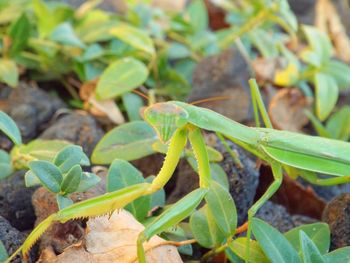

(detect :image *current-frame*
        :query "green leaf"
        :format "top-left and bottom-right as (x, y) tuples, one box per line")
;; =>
(167, 43), (191, 60)
(143, 188), (207, 240)
(0, 150), (12, 180)
(56, 194), (73, 210)
(33, 0), (73, 38)
(299, 231), (325, 263)
(0, 110), (21, 144)
(314, 73), (338, 121)
(0, 240), (8, 262)
(322, 60), (350, 90)
(95, 57), (148, 99)
(251, 217), (301, 263)
(54, 145), (89, 174)
(110, 24), (155, 55)
(0, 59), (18, 87)
(92, 121), (158, 164)
(228, 237), (270, 263)
(50, 22), (85, 48)
(75, 172), (101, 192)
(187, 0), (208, 33)
(326, 106), (350, 141)
(249, 29), (279, 58)
(24, 170), (41, 187)
(304, 110), (332, 138)
(80, 43), (105, 62)
(278, 0), (298, 31)
(122, 92), (144, 121)
(324, 247), (350, 263)
(29, 160), (63, 193)
(11, 140), (70, 169)
(205, 180), (237, 236)
(210, 163), (229, 190)
(60, 165), (82, 194)
(8, 13), (31, 56)
(107, 159), (150, 221)
(301, 26), (332, 67)
(190, 205), (225, 248)
(285, 223), (330, 255)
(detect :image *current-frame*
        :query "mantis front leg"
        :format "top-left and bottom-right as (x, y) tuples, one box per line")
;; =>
(146, 127), (188, 194)
(137, 125), (211, 262)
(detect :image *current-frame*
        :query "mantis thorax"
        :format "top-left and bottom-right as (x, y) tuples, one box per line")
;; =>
(143, 102), (189, 143)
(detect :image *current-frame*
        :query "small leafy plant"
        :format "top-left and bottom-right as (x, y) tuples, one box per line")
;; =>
(24, 145), (100, 209)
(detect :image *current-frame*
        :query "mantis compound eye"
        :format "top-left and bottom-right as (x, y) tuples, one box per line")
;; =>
(143, 102), (189, 143)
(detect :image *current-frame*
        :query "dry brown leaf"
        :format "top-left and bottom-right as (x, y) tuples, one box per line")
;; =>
(257, 165), (326, 219)
(253, 57), (295, 86)
(268, 88), (311, 132)
(151, 0), (186, 12)
(80, 80), (125, 124)
(315, 0), (350, 62)
(38, 210), (183, 263)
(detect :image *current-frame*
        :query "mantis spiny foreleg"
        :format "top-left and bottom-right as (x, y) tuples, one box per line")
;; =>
(137, 125), (212, 262)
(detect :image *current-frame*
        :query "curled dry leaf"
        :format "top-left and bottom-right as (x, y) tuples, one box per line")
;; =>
(268, 88), (311, 132)
(257, 165), (326, 219)
(315, 0), (350, 62)
(253, 57), (298, 86)
(38, 210), (183, 263)
(151, 0), (187, 12)
(80, 80), (125, 124)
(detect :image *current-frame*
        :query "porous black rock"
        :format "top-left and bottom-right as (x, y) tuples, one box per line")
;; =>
(0, 84), (65, 143)
(322, 193), (350, 250)
(0, 170), (38, 231)
(39, 112), (104, 156)
(216, 141), (260, 225)
(0, 216), (25, 263)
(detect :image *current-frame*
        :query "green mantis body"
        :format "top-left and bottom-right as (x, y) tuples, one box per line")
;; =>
(7, 79), (350, 262)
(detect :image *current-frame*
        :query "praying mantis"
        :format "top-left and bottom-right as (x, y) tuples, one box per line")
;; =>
(6, 79), (350, 263)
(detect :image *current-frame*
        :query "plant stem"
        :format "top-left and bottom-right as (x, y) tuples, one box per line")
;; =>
(220, 6), (277, 49)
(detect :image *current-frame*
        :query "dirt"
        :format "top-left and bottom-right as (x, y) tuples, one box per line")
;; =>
(0, 170), (38, 231)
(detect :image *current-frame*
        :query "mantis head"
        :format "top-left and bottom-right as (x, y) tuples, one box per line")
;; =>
(143, 102), (189, 143)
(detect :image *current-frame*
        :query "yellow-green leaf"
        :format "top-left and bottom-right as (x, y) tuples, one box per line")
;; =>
(0, 59), (18, 87)
(95, 57), (148, 99)
(110, 24), (155, 55)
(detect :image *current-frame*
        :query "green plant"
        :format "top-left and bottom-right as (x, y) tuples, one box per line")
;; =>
(225, 218), (350, 263)
(306, 106), (350, 141)
(0, 110), (87, 181)
(6, 79), (350, 262)
(0, 0), (219, 103)
(24, 145), (100, 209)
(299, 26), (350, 121)
(219, 1), (350, 123)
